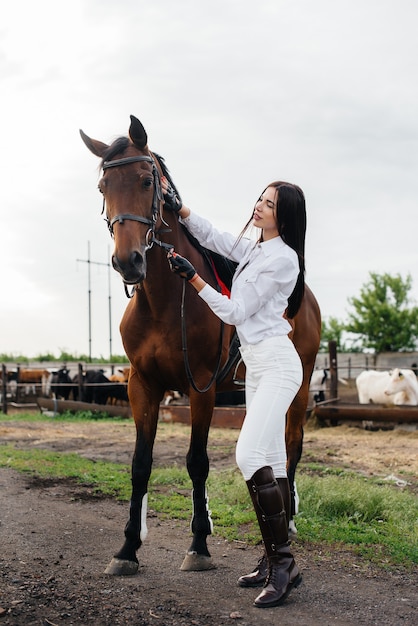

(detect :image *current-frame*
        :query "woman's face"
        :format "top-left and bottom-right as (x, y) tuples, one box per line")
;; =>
(252, 186), (279, 240)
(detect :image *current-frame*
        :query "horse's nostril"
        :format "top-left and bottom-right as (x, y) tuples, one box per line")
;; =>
(130, 250), (143, 268)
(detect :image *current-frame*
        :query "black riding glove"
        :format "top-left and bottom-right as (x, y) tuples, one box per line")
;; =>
(163, 184), (182, 213)
(168, 252), (197, 281)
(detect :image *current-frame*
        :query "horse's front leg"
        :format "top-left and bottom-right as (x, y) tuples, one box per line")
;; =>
(105, 377), (161, 576)
(180, 389), (216, 571)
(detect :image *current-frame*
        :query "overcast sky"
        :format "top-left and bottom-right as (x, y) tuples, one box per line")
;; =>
(1, 0), (417, 360)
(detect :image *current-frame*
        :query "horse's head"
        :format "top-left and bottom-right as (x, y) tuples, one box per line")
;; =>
(80, 115), (165, 286)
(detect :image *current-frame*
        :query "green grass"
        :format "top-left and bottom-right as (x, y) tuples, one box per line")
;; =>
(0, 410), (125, 422)
(1, 411), (417, 570)
(0, 444), (132, 498)
(295, 473), (418, 567)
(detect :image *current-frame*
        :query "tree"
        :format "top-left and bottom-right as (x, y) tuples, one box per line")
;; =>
(320, 316), (347, 352)
(345, 272), (418, 353)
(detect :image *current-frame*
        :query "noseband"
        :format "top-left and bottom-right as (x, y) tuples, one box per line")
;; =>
(102, 154), (170, 250)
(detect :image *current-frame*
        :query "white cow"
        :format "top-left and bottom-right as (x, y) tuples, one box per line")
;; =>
(384, 368), (418, 405)
(356, 368), (418, 405)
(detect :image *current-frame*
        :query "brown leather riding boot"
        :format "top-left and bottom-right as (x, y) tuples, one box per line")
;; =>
(237, 551), (268, 588)
(237, 476), (290, 588)
(246, 466), (302, 608)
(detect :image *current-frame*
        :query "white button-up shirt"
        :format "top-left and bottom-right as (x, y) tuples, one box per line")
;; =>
(180, 212), (299, 346)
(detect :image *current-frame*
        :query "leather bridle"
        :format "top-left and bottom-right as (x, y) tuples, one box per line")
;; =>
(102, 154), (172, 253)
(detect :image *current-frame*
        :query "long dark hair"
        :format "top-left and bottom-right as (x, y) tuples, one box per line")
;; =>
(237, 181), (306, 318)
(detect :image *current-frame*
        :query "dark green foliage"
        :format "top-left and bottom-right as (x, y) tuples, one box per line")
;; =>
(345, 273), (418, 352)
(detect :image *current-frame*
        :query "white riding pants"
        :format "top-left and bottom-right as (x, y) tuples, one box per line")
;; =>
(235, 335), (303, 481)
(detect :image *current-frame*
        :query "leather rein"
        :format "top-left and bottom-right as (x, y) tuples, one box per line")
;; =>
(101, 153), (224, 394)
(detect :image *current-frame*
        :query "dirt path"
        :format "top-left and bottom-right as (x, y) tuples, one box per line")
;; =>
(0, 418), (417, 625)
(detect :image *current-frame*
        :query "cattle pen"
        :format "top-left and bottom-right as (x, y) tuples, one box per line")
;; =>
(2, 352), (418, 427)
(311, 342), (418, 427)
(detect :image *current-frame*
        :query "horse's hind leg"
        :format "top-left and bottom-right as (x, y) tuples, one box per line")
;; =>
(180, 391), (216, 571)
(286, 390), (307, 536)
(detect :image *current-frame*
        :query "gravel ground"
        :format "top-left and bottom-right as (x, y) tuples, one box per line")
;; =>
(0, 416), (417, 625)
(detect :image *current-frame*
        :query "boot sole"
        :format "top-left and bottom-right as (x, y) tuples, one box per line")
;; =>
(254, 573), (303, 608)
(237, 578), (266, 588)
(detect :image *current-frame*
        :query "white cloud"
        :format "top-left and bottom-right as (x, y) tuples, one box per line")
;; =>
(1, 0), (418, 356)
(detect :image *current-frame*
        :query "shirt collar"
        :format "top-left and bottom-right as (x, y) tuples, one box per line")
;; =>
(258, 236), (286, 257)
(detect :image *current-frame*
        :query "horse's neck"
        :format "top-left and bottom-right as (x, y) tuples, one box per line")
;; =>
(144, 217), (187, 299)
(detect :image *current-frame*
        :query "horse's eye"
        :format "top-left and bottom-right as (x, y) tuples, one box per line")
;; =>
(143, 178), (153, 188)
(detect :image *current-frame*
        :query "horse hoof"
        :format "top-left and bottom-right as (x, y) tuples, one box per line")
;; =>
(180, 552), (216, 571)
(104, 557), (139, 576)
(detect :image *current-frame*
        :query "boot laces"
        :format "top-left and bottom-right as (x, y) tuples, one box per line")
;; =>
(266, 561), (287, 588)
(255, 553), (268, 572)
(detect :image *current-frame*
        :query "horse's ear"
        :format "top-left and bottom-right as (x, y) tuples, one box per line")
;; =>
(79, 129), (109, 158)
(129, 115), (148, 150)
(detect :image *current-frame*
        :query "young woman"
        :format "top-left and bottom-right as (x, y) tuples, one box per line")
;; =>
(163, 179), (306, 608)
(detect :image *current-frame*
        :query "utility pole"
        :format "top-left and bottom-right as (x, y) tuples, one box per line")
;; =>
(77, 242), (113, 361)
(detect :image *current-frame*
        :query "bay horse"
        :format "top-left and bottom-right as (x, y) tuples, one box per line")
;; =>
(80, 115), (321, 576)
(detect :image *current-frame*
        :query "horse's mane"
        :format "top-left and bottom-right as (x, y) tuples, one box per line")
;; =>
(100, 137), (131, 167)
(153, 152), (182, 201)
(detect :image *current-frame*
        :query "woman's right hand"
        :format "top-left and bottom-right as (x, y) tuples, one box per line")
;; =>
(161, 177), (183, 213)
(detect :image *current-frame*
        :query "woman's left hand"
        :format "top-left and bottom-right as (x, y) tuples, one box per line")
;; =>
(167, 251), (197, 280)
